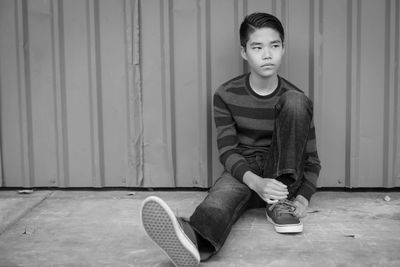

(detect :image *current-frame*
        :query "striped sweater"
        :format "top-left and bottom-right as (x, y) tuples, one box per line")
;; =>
(213, 73), (321, 200)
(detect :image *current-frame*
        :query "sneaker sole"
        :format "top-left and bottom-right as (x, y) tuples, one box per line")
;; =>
(266, 215), (303, 233)
(141, 196), (200, 267)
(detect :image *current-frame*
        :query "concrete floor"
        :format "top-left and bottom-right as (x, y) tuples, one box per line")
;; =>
(0, 190), (399, 267)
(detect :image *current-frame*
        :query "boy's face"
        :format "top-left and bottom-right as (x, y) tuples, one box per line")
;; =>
(241, 27), (285, 79)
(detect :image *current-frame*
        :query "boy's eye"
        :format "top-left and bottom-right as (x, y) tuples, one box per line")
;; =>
(252, 46), (262, 50)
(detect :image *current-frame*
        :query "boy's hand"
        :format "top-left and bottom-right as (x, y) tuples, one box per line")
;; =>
(243, 171), (288, 204)
(292, 195), (309, 218)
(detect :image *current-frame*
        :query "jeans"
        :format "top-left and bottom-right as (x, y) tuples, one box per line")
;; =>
(189, 90), (313, 260)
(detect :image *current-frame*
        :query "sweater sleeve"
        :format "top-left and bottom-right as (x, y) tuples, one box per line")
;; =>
(296, 119), (321, 201)
(213, 92), (251, 182)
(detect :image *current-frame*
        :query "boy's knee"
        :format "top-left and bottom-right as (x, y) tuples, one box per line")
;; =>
(207, 173), (252, 210)
(276, 91), (312, 115)
(211, 174), (251, 197)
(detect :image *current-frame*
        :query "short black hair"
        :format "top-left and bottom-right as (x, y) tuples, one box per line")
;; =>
(240, 12), (285, 49)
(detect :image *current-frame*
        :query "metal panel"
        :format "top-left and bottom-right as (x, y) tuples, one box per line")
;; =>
(358, 0), (386, 187)
(312, 0), (348, 187)
(140, 0), (175, 187)
(1, 0), (399, 188)
(1, 0), (34, 187)
(0, 0), (141, 187)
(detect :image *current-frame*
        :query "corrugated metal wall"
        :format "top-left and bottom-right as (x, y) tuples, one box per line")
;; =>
(0, 0), (399, 188)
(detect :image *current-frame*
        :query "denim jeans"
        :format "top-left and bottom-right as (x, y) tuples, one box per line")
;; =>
(189, 90), (313, 260)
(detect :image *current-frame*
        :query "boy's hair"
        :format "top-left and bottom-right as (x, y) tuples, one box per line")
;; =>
(240, 12), (285, 49)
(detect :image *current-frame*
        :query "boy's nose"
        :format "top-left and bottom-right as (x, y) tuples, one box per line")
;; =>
(263, 49), (272, 59)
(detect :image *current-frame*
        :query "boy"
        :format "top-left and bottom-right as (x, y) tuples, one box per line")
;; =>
(141, 12), (321, 266)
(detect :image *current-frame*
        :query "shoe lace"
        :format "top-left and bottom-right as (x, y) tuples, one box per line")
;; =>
(268, 199), (296, 215)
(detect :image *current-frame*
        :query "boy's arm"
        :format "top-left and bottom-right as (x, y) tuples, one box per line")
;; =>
(213, 92), (252, 182)
(296, 119), (321, 201)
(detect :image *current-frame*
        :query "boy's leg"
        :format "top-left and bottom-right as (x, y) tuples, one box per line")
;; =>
(263, 90), (313, 233)
(141, 154), (264, 264)
(189, 172), (252, 260)
(141, 173), (253, 264)
(264, 90), (313, 193)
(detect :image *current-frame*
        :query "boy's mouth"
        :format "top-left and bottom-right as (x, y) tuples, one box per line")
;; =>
(261, 63), (274, 68)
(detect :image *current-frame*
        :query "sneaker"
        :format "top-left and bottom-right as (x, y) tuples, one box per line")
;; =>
(266, 199), (303, 233)
(141, 196), (200, 267)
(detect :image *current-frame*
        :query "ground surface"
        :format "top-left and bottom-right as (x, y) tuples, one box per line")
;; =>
(0, 190), (399, 267)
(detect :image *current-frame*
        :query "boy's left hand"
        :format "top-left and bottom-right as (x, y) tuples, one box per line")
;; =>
(292, 195), (309, 218)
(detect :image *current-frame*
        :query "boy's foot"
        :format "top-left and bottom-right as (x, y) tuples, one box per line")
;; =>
(141, 196), (200, 267)
(266, 199), (303, 233)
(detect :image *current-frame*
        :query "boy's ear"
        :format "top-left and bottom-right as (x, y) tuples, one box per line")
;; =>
(240, 46), (247, 61)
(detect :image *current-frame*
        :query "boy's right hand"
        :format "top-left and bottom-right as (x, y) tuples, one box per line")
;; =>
(243, 171), (288, 204)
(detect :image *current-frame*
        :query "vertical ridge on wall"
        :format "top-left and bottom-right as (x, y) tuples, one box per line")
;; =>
(0, 9), (2, 186)
(235, 0), (245, 74)
(310, 0), (322, 184)
(21, 0), (34, 187)
(0, 19), (1, 185)
(124, 0), (143, 187)
(161, 0), (175, 186)
(160, 0), (177, 186)
(197, 0), (212, 187)
(391, 0), (400, 187)
(162, 0), (175, 186)
(276, 0), (288, 76)
(395, 0), (400, 186)
(94, 0), (106, 187)
(387, 0), (400, 187)
(87, 0), (102, 187)
(308, 0), (315, 102)
(51, 0), (68, 187)
(241, 0), (248, 73)
(345, 0), (353, 187)
(349, 0), (362, 187)
(134, 0), (144, 186)
(384, 0), (391, 187)
(166, 0), (177, 186)
(203, 0), (213, 186)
